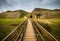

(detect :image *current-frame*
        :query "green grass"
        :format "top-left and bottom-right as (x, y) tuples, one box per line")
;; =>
(47, 18), (60, 41)
(35, 18), (60, 41)
(0, 18), (24, 41)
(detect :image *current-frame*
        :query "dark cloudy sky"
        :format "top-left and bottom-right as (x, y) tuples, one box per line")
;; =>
(0, 0), (60, 12)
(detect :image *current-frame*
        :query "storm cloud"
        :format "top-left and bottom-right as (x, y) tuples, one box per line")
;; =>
(0, 0), (60, 12)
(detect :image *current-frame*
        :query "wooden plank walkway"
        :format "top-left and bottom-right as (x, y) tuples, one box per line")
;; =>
(23, 19), (37, 41)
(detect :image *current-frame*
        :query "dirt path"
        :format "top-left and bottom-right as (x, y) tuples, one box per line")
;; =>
(23, 19), (37, 41)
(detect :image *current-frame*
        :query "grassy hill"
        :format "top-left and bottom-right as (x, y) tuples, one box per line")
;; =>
(31, 8), (60, 18)
(0, 10), (28, 18)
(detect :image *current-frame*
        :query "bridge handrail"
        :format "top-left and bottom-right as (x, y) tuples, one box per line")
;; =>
(31, 20), (44, 41)
(2, 19), (27, 41)
(33, 19), (58, 41)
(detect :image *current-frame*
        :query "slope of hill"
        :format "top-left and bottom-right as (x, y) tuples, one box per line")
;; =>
(31, 8), (60, 18)
(0, 10), (28, 18)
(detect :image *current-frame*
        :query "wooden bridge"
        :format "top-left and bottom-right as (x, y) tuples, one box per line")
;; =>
(2, 19), (58, 41)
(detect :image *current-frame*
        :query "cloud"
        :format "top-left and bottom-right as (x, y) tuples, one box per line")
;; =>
(38, 0), (60, 9)
(0, 0), (60, 12)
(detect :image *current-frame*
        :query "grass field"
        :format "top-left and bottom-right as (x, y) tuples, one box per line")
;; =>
(0, 18), (24, 41)
(35, 18), (60, 41)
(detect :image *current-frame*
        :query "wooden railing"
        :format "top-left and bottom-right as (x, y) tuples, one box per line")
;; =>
(32, 20), (44, 41)
(32, 19), (58, 41)
(2, 19), (28, 41)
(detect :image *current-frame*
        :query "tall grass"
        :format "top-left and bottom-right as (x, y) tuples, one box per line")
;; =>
(0, 18), (24, 41)
(35, 18), (60, 41)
